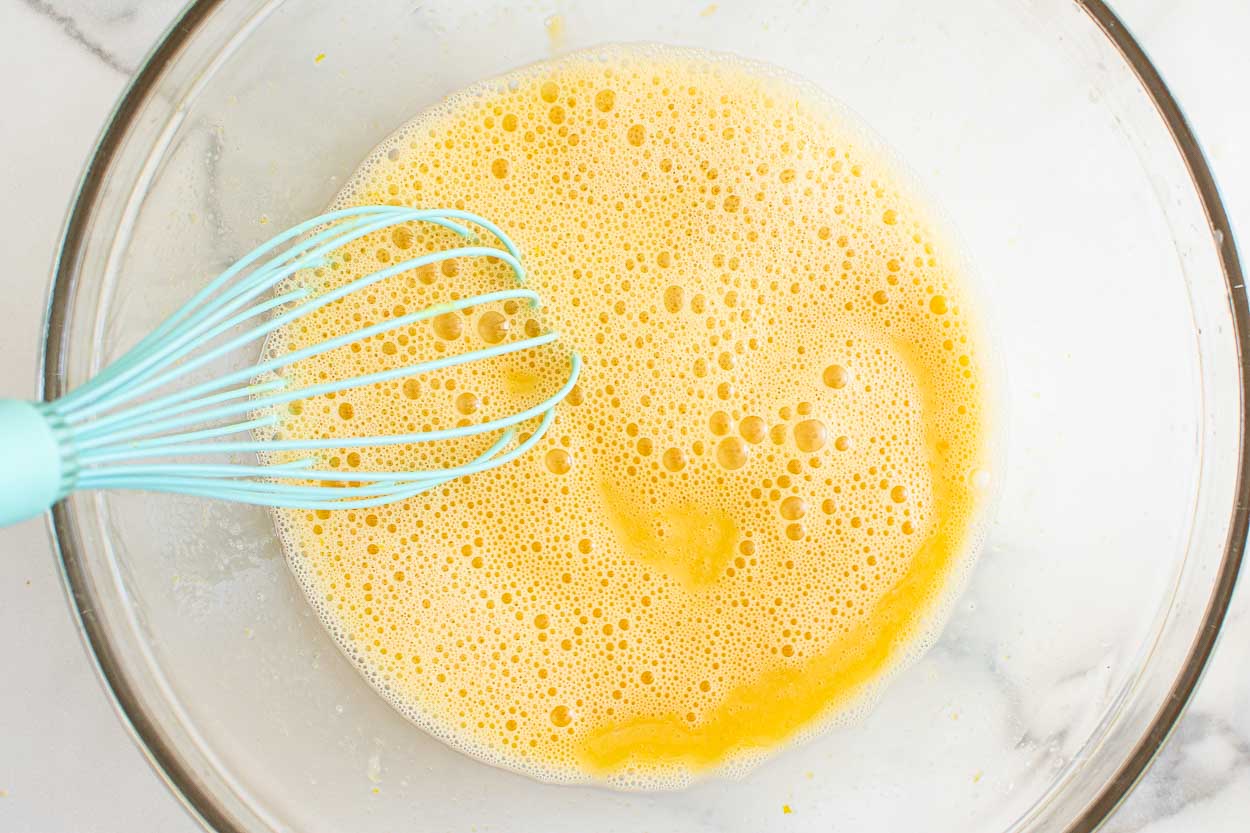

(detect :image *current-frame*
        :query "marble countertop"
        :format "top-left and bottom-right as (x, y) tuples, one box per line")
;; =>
(0, 1), (1245, 831)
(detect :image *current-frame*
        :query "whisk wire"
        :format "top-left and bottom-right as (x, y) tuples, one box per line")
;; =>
(72, 285), (542, 444)
(74, 328), (561, 455)
(74, 350), (581, 464)
(53, 207), (505, 421)
(0, 206), (580, 523)
(74, 405), (560, 511)
(61, 242), (524, 426)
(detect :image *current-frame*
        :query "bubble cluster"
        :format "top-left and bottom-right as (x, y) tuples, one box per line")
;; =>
(271, 45), (991, 789)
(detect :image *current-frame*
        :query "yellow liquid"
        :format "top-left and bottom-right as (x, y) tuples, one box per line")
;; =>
(270, 45), (991, 787)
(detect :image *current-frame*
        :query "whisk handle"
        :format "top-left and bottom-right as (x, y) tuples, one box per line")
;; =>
(0, 399), (70, 526)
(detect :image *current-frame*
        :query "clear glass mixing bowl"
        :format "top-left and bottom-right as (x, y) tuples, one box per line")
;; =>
(42, 1), (1247, 831)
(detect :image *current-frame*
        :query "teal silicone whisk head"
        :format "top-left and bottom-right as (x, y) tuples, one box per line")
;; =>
(0, 206), (581, 526)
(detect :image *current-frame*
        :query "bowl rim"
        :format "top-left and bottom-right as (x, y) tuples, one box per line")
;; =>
(37, 1), (1249, 831)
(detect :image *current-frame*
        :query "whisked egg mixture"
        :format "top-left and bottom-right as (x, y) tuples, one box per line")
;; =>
(269, 45), (992, 788)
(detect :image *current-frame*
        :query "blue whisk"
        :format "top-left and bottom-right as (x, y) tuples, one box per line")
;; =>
(0, 205), (581, 526)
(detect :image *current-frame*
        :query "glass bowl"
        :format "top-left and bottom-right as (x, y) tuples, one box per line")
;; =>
(42, 1), (1247, 831)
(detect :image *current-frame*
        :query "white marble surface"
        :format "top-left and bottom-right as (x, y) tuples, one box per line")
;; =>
(0, 1), (1246, 831)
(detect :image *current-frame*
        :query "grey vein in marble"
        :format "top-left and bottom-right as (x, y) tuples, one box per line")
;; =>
(21, 0), (135, 75)
(1106, 712), (1250, 832)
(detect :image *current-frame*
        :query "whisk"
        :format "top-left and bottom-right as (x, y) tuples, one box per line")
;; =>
(0, 205), (581, 526)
